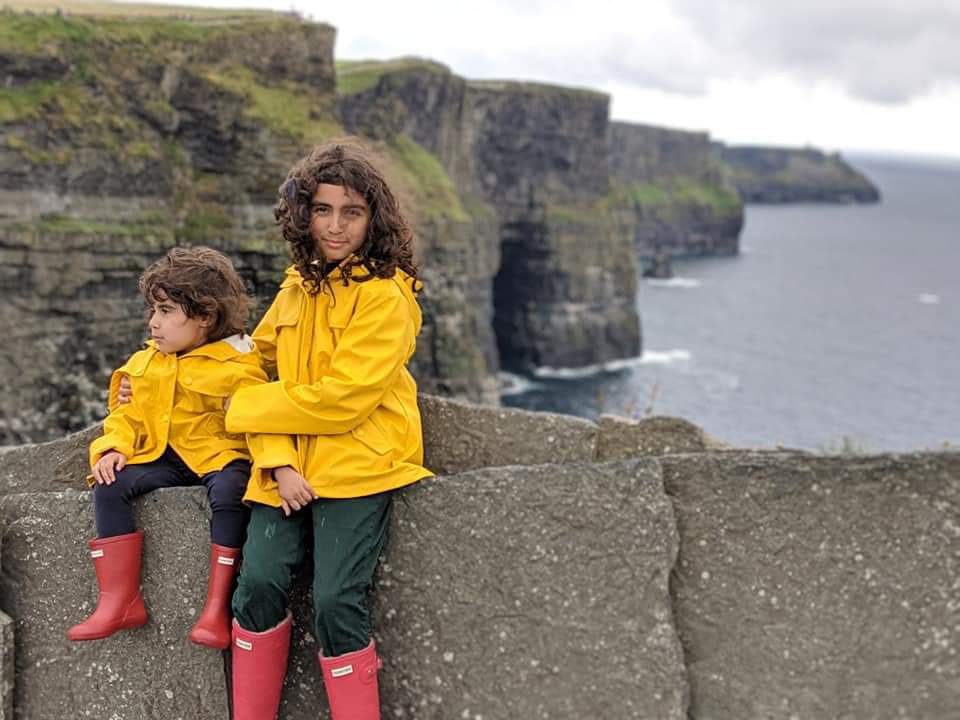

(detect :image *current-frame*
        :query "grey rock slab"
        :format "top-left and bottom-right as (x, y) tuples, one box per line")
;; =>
(370, 460), (686, 719)
(419, 394), (598, 475)
(596, 414), (724, 460)
(0, 611), (11, 720)
(662, 451), (960, 720)
(0, 424), (100, 496)
(0, 488), (228, 719)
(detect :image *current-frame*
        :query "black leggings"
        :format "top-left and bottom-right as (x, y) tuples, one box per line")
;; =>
(93, 447), (250, 547)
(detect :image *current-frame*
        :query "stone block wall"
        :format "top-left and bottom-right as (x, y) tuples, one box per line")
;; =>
(0, 397), (957, 718)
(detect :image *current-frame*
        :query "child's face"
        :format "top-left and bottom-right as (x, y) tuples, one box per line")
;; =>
(148, 292), (210, 354)
(309, 183), (370, 262)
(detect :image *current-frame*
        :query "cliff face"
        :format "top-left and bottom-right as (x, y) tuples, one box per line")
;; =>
(2, 10), (755, 442)
(609, 122), (743, 259)
(718, 144), (881, 203)
(0, 13), (496, 442)
(343, 68), (641, 373)
(463, 82), (640, 371)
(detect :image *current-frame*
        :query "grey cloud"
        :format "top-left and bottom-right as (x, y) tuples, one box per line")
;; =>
(671, 0), (960, 103)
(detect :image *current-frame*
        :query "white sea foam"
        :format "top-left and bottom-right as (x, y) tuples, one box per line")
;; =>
(917, 293), (941, 305)
(638, 349), (693, 365)
(531, 349), (692, 379)
(533, 356), (641, 380)
(645, 277), (702, 289)
(497, 371), (542, 396)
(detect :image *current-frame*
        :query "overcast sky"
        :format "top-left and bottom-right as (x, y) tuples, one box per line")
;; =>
(129, 0), (960, 158)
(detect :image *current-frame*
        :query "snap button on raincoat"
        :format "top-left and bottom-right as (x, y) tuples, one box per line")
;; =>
(225, 265), (433, 504)
(88, 335), (268, 484)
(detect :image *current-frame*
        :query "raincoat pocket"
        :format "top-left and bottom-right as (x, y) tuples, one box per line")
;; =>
(350, 416), (392, 456)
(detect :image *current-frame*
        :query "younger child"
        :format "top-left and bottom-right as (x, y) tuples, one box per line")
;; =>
(68, 246), (266, 650)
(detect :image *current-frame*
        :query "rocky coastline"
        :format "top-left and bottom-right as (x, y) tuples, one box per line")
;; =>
(717, 143), (881, 203)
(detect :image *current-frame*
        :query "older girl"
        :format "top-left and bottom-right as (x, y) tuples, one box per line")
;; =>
(225, 141), (432, 720)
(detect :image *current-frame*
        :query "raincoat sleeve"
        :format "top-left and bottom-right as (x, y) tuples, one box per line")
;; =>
(251, 298), (280, 380)
(230, 355), (301, 473)
(225, 285), (413, 437)
(89, 369), (144, 469)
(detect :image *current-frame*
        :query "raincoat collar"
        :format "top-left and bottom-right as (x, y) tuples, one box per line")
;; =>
(278, 262), (422, 336)
(147, 335), (257, 363)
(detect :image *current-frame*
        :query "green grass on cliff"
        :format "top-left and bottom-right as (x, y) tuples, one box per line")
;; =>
(0, 81), (61, 123)
(2, 0), (280, 20)
(385, 134), (468, 223)
(205, 66), (343, 142)
(15, 213), (171, 240)
(336, 57), (450, 96)
(613, 176), (742, 216)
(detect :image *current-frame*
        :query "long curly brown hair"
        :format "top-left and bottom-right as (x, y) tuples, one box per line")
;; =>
(274, 140), (420, 295)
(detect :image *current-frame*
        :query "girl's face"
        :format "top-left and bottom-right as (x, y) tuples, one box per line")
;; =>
(148, 291), (210, 355)
(309, 183), (371, 262)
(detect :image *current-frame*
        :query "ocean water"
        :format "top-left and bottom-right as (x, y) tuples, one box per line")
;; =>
(502, 153), (960, 451)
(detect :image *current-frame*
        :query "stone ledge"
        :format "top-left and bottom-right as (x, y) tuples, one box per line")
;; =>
(0, 610), (12, 720)
(0, 488), (228, 719)
(662, 450), (960, 719)
(2, 396), (734, 496)
(419, 394), (598, 474)
(0, 459), (687, 719)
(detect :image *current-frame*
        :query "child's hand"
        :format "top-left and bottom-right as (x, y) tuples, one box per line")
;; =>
(93, 451), (127, 485)
(274, 466), (317, 516)
(222, 395), (231, 412)
(117, 375), (132, 405)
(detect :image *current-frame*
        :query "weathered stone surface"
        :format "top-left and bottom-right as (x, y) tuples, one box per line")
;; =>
(0, 423), (100, 496)
(368, 461), (686, 719)
(718, 144), (881, 203)
(0, 611), (12, 720)
(418, 394), (598, 474)
(0, 513), (11, 720)
(662, 451), (960, 719)
(596, 414), (728, 460)
(0, 488), (228, 719)
(0, 460), (687, 718)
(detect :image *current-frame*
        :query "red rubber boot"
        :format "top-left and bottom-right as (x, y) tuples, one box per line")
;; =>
(67, 530), (148, 641)
(188, 543), (241, 649)
(231, 613), (292, 720)
(319, 640), (383, 720)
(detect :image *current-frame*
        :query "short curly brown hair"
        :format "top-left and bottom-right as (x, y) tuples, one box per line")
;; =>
(139, 246), (252, 343)
(274, 139), (420, 295)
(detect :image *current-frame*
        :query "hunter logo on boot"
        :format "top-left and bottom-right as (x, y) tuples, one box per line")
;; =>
(331, 664), (354, 678)
(235, 638), (253, 651)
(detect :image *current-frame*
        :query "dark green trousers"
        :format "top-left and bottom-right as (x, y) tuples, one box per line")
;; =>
(232, 492), (392, 656)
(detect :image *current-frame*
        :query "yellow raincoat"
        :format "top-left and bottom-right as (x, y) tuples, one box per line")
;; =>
(225, 265), (433, 504)
(88, 335), (270, 485)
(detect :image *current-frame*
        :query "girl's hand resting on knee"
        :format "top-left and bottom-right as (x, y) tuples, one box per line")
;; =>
(273, 466), (318, 516)
(93, 451), (127, 485)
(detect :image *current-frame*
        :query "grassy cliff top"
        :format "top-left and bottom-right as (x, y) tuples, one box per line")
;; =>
(336, 57), (452, 95)
(2, 0), (283, 19)
(0, 4), (328, 55)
